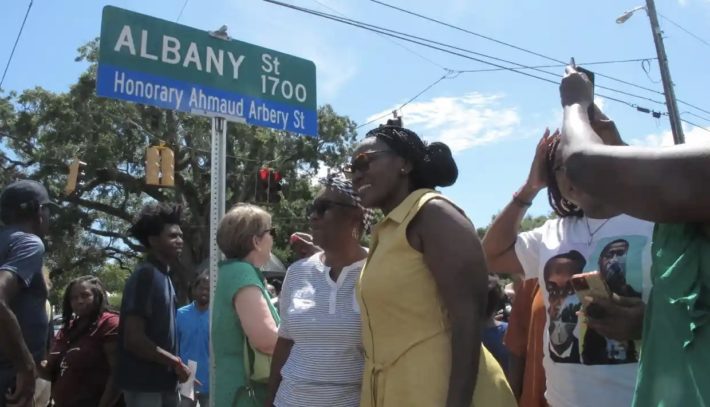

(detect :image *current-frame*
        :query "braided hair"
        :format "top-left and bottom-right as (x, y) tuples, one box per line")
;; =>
(61, 275), (111, 342)
(546, 135), (584, 218)
(365, 125), (458, 190)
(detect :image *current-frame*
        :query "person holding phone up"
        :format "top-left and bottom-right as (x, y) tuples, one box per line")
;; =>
(482, 118), (652, 407)
(558, 65), (710, 407)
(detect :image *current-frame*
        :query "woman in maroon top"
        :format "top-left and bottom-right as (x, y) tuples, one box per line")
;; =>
(40, 276), (122, 407)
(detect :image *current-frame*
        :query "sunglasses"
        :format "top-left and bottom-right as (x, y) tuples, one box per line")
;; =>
(260, 227), (276, 237)
(307, 199), (357, 217)
(342, 150), (393, 178)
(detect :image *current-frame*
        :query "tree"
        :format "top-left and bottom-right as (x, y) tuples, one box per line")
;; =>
(0, 39), (360, 301)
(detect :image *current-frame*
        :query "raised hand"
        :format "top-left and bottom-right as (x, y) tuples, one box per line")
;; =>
(560, 65), (594, 108)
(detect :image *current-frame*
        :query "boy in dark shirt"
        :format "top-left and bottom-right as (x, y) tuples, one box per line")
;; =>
(116, 203), (191, 407)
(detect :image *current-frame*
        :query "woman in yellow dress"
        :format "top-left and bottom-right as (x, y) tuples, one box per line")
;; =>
(344, 125), (516, 407)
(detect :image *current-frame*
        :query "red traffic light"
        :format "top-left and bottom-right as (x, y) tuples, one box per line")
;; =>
(259, 167), (270, 181)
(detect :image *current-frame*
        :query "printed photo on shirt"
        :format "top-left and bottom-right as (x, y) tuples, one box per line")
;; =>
(543, 235), (647, 366)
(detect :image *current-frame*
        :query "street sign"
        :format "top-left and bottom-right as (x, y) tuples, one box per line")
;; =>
(97, 6), (317, 136)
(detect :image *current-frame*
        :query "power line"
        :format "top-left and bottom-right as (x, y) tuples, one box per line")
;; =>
(0, 0), (33, 90)
(356, 72), (454, 129)
(358, 58), (658, 129)
(176, 0), (190, 22)
(658, 13), (710, 49)
(681, 111), (710, 123)
(680, 118), (710, 134)
(366, 0), (710, 117)
(309, 0), (448, 70)
(263, 1), (662, 109)
(264, 1), (686, 127)
(453, 58), (658, 73)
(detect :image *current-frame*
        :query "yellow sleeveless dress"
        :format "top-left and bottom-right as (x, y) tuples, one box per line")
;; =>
(357, 189), (516, 407)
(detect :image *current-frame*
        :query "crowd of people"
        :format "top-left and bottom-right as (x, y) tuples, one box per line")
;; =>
(0, 65), (708, 407)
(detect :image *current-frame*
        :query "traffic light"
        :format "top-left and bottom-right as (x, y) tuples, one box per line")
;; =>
(145, 145), (175, 187)
(65, 158), (86, 195)
(160, 147), (175, 187)
(146, 147), (161, 186)
(256, 167), (282, 203)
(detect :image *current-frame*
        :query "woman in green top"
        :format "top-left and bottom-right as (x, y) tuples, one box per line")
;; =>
(558, 66), (710, 407)
(212, 203), (280, 406)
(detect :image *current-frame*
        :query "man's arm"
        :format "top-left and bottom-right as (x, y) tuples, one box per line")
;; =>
(121, 268), (191, 382)
(559, 69), (710, 223)
(0, 271), (35, 375)
(123, 315), (189, 380)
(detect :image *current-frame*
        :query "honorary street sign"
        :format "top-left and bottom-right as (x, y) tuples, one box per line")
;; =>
(97, 6), (317, 136)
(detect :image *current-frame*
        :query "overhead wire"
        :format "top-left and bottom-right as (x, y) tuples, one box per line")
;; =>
(263, 1), (662, 112)
(453, 58), (658, 73)
(1, 0), (33, 90)
(365, 0), (710, 117)
(355, 72), (454, 129)
(679, 118), (710, 134)
(658, 12), (710, 49)
(309, 0), (449, 70)
(176, 0), (190, 22)
(265, 0), (710, 133)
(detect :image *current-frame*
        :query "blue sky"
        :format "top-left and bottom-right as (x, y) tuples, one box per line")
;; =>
(2, 0), (709, 228)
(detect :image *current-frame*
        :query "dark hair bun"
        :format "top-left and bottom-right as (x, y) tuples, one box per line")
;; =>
(421, 142), (458, 187)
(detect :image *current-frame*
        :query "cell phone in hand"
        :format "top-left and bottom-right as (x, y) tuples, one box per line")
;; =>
(570, 57), (596, 121)
(571, 271), (610, 303)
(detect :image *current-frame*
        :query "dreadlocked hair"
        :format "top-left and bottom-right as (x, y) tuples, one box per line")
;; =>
(365, 125), (458, 190)
(546, 135), (584, 218)
(61, 275), (112, 343)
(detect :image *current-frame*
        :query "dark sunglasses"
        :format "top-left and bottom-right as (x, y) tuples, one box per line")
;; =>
(307, 199), (357, 217)
(260, 227), (276, 237)
(342, 150), (393, 178)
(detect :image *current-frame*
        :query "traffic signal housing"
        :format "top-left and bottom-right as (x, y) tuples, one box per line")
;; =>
(257, 167), (283, 203)
(145, 146), (175, 187)
(65, 158), (87, 195)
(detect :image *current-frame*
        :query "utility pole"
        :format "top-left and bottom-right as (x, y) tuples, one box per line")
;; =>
(645, 0), (685, 144)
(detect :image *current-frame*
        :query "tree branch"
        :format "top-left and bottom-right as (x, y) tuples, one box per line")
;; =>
(65, 197), (132, 222)
(88, 227), (142, 252)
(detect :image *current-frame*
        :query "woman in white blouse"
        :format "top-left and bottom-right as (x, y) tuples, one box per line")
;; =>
(266, 176), (373, 407)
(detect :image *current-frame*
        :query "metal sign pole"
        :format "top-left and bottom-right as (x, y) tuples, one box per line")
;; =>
(208, 116), (226, 407)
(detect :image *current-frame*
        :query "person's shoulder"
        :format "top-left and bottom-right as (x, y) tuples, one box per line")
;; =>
(219, 259), (254, 274)
(6, 228), (45, 252)
(178, 302), (195, 314)
(98, 311), (120, 326)
(287, 252), (322, 273)
(131, 261), (161, 280)
(218, 260), (261, 288)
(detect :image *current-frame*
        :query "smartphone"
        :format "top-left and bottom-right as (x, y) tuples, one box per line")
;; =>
(571, 271), (611, 303)
(570, 57), (596, 121)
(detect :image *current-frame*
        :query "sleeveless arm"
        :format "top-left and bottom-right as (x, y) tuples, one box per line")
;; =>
(410, 198), (486, 407)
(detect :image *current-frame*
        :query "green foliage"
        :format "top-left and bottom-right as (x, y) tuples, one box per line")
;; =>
(108, 293), (123, 310)
(0, 39), (360, 301)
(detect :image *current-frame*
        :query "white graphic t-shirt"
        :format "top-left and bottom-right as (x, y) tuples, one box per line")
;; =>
(515, 214), (654, 407)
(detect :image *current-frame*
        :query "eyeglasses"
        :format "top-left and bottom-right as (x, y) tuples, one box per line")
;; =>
(307, 199), (357, 217)
(342, 150), (393, 178)
(260, 227), (276, 237)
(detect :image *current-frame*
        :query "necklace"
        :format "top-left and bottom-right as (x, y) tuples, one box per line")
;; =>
(585, 217), (611, 246)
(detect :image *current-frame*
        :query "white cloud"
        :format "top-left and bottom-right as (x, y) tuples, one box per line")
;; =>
(630, 124), (710, 147)
(364, 92), (520, 153)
